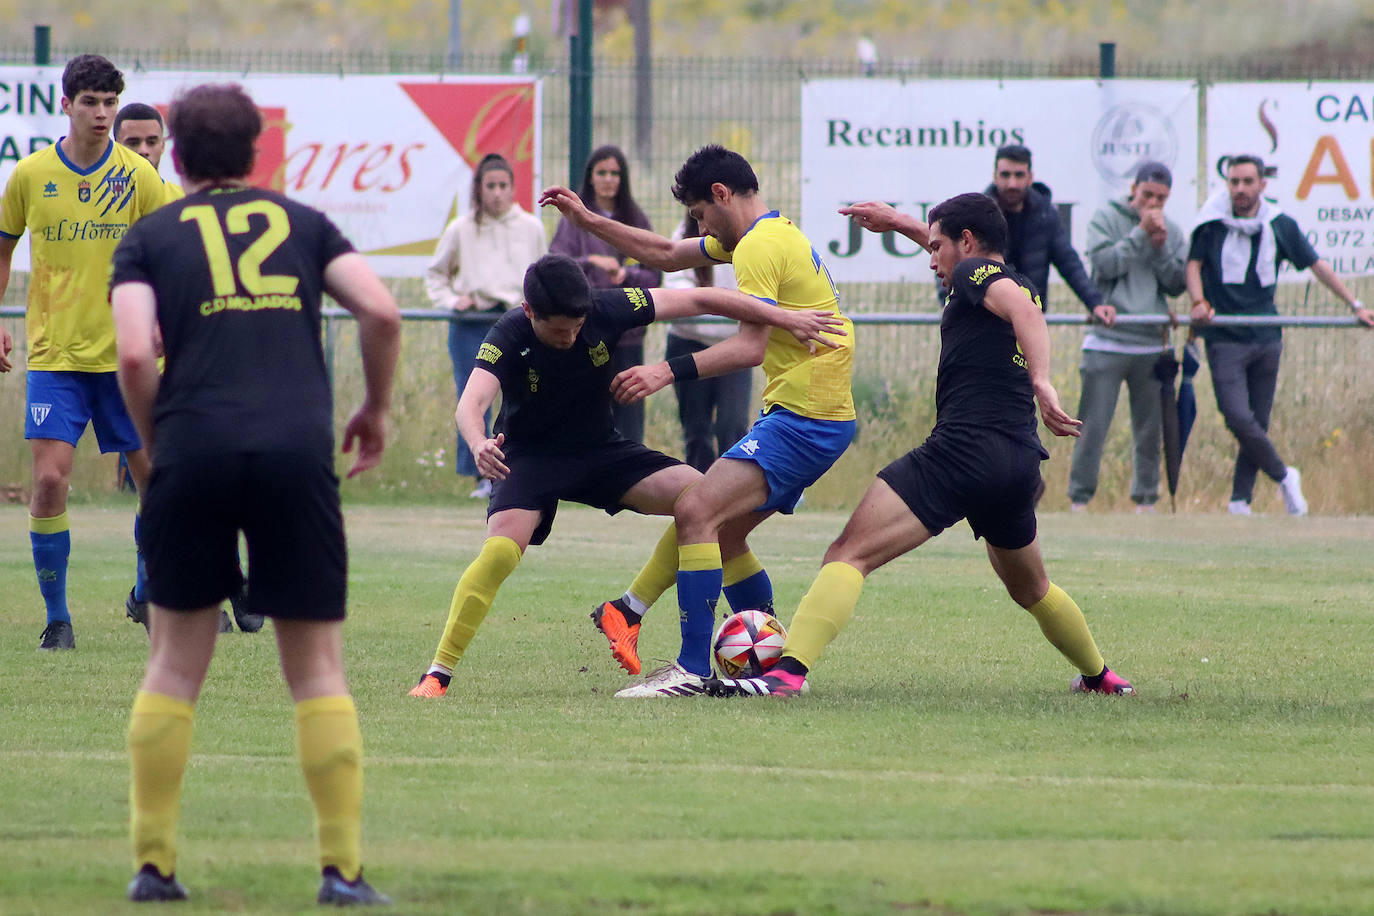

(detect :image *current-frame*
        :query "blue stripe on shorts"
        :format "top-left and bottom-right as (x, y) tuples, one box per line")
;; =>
(722, 407), (855, 514)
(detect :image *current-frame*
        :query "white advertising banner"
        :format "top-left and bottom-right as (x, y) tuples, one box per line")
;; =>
(801, 79), (1199, 286)
(0, 68), (541, 277)
(1206, 83), (1374, 278)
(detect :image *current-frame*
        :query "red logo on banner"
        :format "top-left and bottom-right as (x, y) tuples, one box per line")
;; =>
(401, 82), (537, 210)
(157, 104), (287, 191)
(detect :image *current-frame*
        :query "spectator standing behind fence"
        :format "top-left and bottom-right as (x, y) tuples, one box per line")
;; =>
(1068, 161), (1186, 512)
(1187, 154), (1373, 517)
(662, 214), (752, 472)
(549, 144), (662, 442)
(984, 144), (1103, 313)
(426, 152), (546, 499)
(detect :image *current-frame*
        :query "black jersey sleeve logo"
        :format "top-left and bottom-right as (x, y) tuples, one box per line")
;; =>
(477, 342), (502, 364)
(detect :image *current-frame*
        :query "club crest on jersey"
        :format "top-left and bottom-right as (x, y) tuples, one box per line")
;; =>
(31, 403), (52, 425)
(527, 368), (540, 392)
(42, 181), (58, 199)
(77, 180), (90, 203)
(107, 173), (130, 199)
(588, 341), (609, 367)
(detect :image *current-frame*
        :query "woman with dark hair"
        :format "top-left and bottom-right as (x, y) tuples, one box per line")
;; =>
(549, 144), (661, 442)
(426, 152), (547, 497)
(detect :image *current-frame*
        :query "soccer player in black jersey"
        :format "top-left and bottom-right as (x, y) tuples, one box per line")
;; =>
(109, 84), (399, 905)
(711, 193), (1134, 698)
(407, 252), (843, 699)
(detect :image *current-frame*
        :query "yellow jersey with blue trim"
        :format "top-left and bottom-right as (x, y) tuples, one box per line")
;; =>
(0, 140), (166, 371)
(161, 180), (185, 202)
(703, 212), (854, 421)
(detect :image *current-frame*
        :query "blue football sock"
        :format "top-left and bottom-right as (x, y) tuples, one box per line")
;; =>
(133, 512), (148, 602)
(676, 543), (722, 677)
(31, 513), (72, 625)
(723, 569), (773, 613)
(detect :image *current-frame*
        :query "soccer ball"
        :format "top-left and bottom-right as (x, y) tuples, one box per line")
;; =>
(711, 608), (787, 678)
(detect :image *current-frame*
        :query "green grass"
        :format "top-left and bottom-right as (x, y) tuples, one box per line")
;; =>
(2, 500), (1373, 915)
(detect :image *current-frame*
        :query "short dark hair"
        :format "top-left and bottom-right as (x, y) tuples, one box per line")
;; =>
(994, 144), (1032, 167)
(114, 102), (164, 138)
(1226, 154), (1266, 176)
(671, 144), (759, 205)
(62, 54), (123, 101)
(1133, 160), (1172, 188)
(928, 192), (1008, 256)
(523, 254), (592, 320)
(168, 84), (261, 182)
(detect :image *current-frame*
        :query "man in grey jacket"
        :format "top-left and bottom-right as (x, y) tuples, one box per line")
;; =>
(1068, 161), (1186, 511)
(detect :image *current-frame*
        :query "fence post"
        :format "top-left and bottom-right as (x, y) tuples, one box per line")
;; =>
(1099, 42), (1115, 79)
(568, 0), (594, 185)
(34, 25), (51, 66)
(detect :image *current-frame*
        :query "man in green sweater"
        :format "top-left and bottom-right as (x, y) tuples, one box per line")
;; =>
(1068, 161), (1186, 512)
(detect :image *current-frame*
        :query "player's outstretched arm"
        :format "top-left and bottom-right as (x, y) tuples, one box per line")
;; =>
(0, 236), (15, 370)
(982, 277), (1082, 439)
(457, 367), (509, 480)
(324, 253), (401, 477)
(611, 322), (770, 405)
(839, 201), (931, 251)
(111, 281), (162, 452)
(1308, 259), (1374, 327)
(538, 185), (707, 271)
(650, 286), (845, 350)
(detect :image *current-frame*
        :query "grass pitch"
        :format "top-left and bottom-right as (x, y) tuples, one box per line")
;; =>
(1, 499), (1372, 915)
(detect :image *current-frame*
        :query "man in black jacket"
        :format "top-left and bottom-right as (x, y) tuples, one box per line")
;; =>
(984, 144), (1103, 313)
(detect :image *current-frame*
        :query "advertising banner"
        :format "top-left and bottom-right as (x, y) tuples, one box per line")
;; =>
(801, 79), (1199, 287)
(1206, 83), (1374, 279)
(0, 68), (540, 277)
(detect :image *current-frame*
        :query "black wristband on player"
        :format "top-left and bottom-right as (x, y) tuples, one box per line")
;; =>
(668, 353), (699, 381)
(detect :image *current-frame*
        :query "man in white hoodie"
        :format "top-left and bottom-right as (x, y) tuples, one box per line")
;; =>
(1186, 154), (1372, 516)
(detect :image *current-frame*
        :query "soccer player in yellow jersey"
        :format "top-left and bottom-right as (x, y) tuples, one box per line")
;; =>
(540, 144), (856, 696)
(114, 102), (186, 202)
(0, 55), (165, 650)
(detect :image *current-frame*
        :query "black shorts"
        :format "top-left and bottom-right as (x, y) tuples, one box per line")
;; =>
(489, 438), (684, 546)
(876, 429), (1045, 550)
(141, 451), (347, 620)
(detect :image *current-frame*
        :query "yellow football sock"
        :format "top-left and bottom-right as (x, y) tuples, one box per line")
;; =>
(434, 536), (523, 671)
(722, 549), (765, 587)
(296, 695), (364, 881)
(781, 562), (865, 670)
(1025, 582), (1105, 676)
(128, 690), (195, 877)
(627, 523), (677, 607)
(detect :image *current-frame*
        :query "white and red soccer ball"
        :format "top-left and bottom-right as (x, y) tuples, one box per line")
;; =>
(711, 608), (787, 678)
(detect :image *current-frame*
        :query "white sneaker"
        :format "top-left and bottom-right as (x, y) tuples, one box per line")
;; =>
(1070, 502), (1088, 512)
(1279, 466), (1308, 516)
(614, 662), (707, 698)
(1135, 503), (1156, 514)
(468, 478), (493, 500)
(1227, 500), (1252, 516)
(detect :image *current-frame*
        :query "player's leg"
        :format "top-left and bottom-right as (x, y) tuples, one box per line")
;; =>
(272, 619), (386, 904)
(674, 459), (768, 672)
(121, 447), (154, 628)
(126, 605), (219, 901)
(985, 539), (1132, 695)
(1123, 353), (1163, 509)
(590, 463), (700, 674)
(30, 437), (77, 649)
(127, 450), (246, 900)
(709, 478), (932, 697)
(1066, 349), (1124, 509)
(410, 508), (537, 697)
(719, 509), (774, 612)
